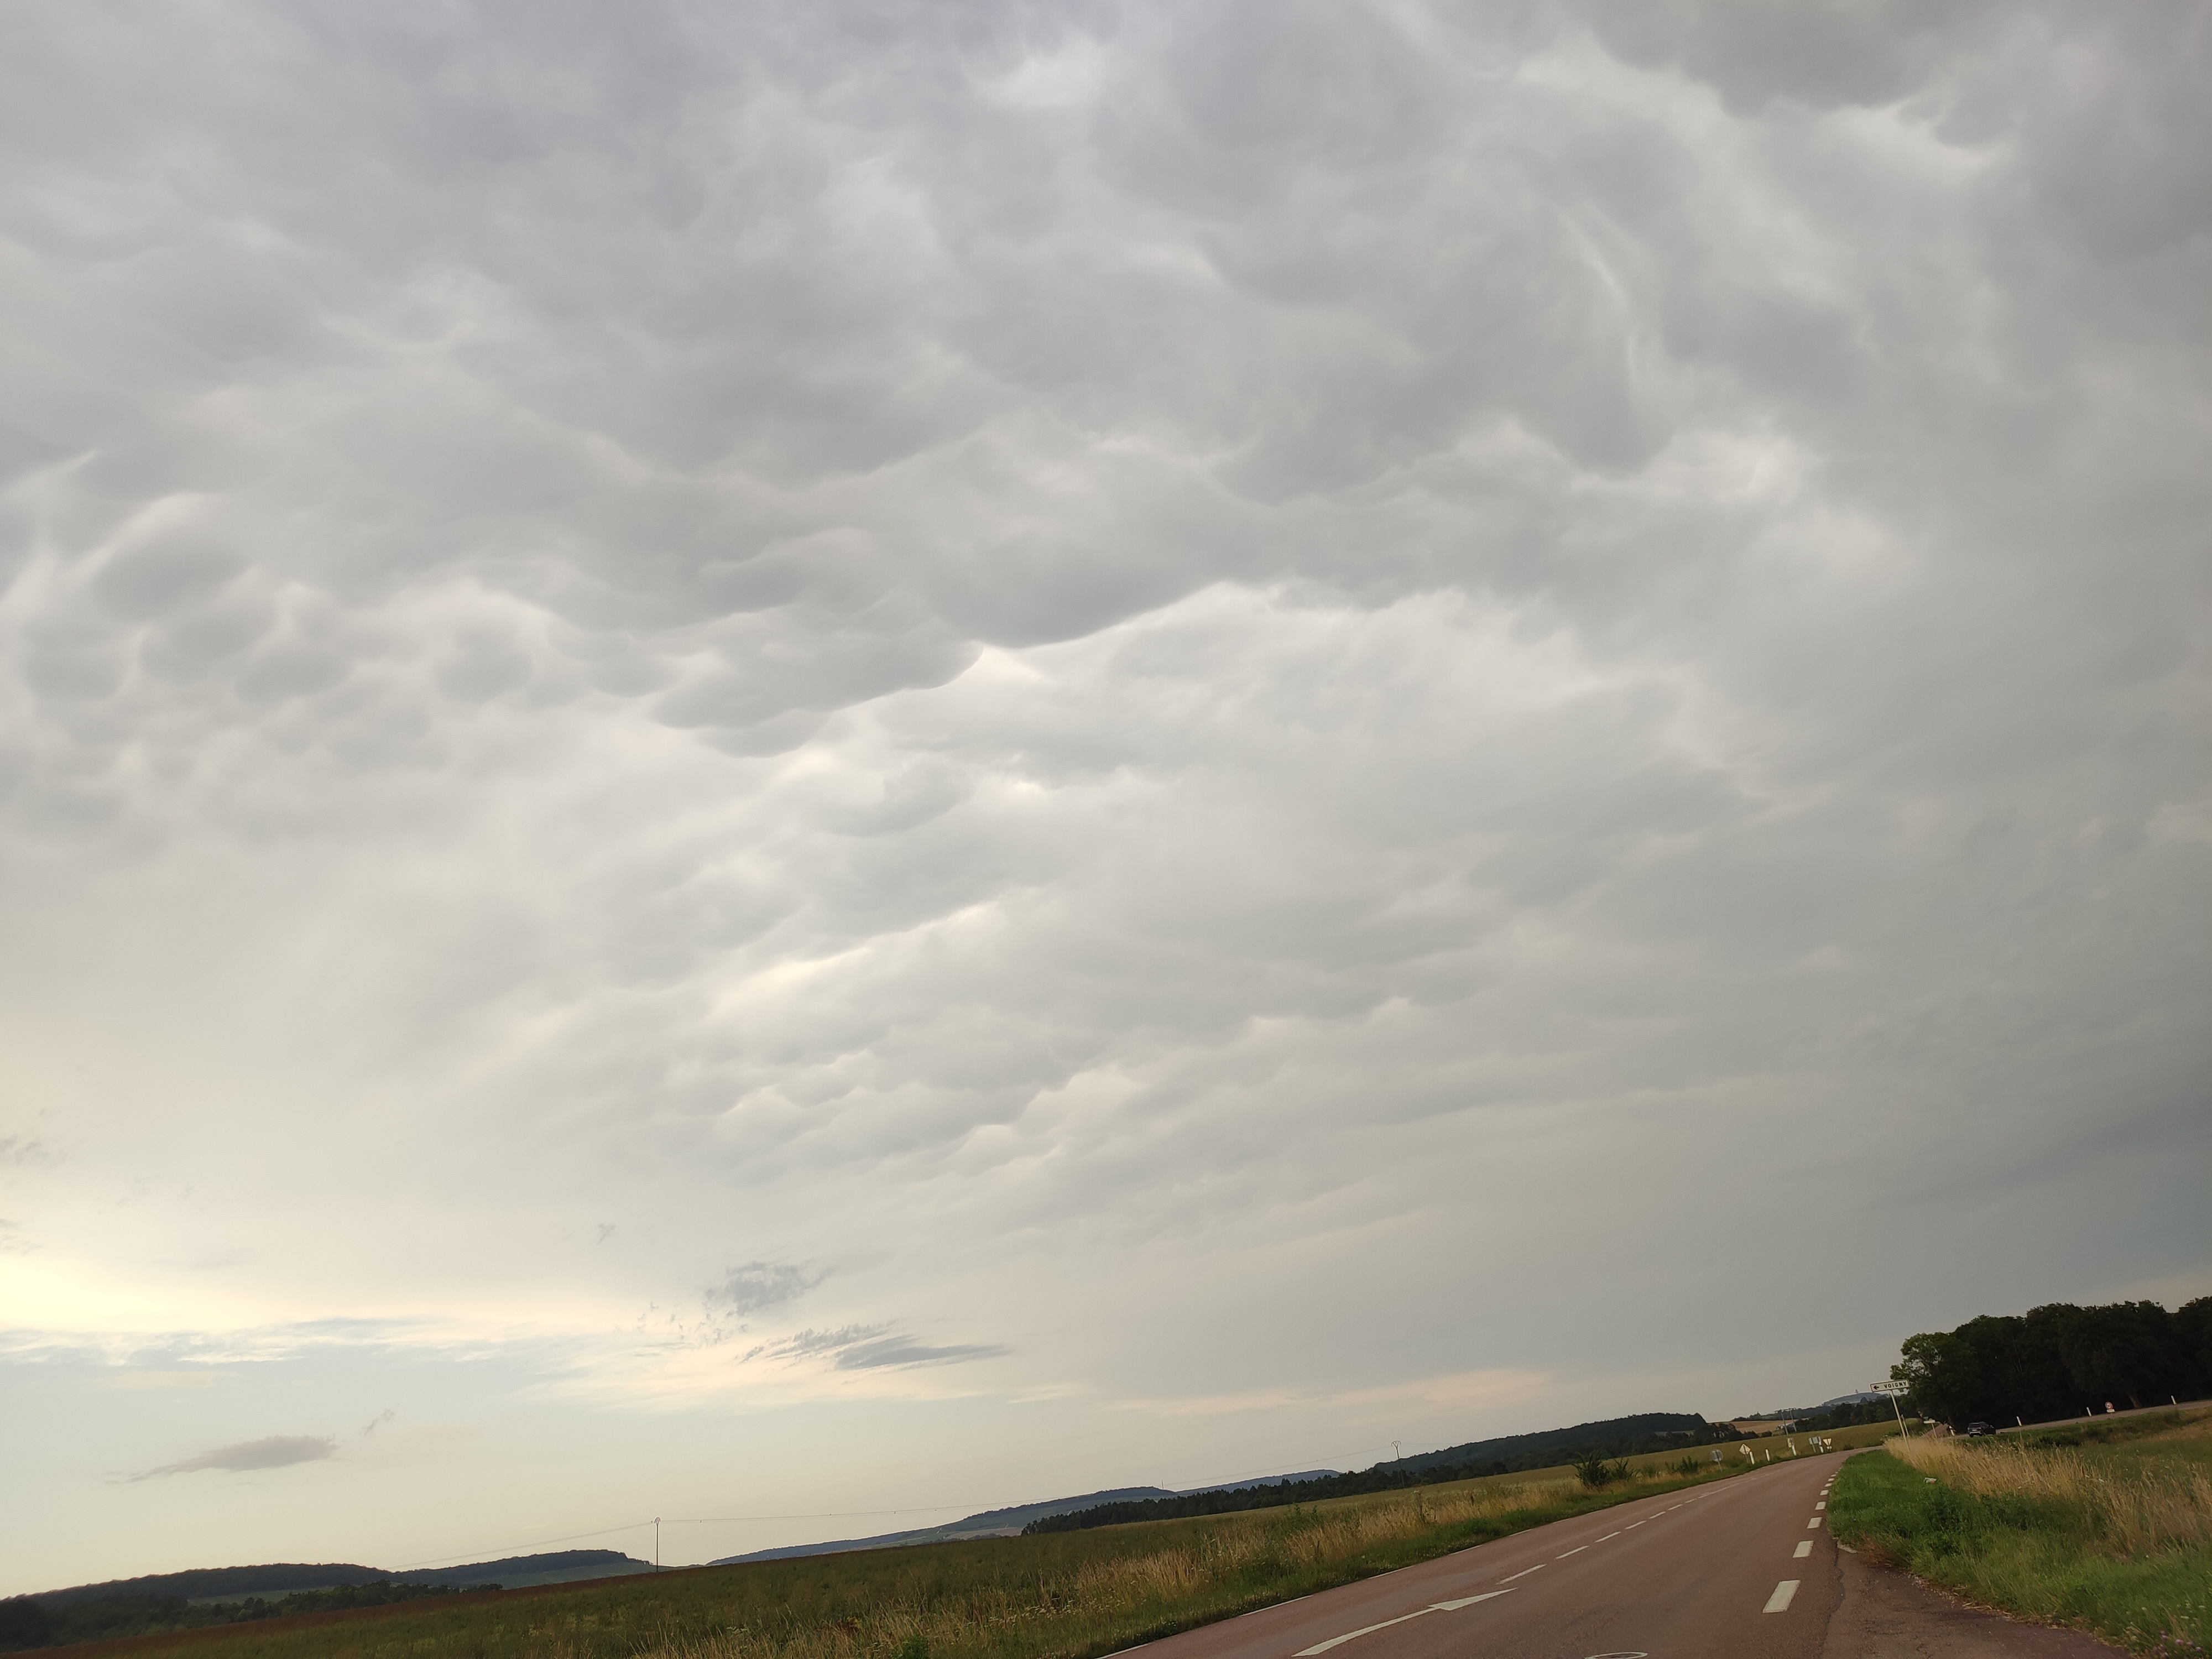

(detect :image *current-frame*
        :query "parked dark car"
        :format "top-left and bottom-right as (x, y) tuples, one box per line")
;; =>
(1965, 1421), (1995, 1437)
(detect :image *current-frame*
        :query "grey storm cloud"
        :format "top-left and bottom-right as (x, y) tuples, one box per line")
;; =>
(127, 1436), (336, 1482)
(0, 0), (2204, 1472)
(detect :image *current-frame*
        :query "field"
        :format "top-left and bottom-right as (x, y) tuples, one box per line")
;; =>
(43, 1422), (1904, 1659)
(1829, 1407), (2212, 1656)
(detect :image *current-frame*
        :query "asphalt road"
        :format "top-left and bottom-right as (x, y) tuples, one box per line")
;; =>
(1137, 1453), (1848, 1659)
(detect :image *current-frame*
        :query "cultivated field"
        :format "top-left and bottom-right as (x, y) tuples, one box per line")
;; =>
(45, 1423), (1903, 1659)
(1830, 1407), (2212, 1655)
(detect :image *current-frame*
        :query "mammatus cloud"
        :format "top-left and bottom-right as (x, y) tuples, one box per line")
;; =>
(127, 1435), (336, 1482)
(0, 0), (2205, 1597)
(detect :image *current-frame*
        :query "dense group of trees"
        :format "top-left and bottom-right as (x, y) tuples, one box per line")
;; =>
(1025, 1413), (1749, 1535)
(1386, 1412), (1747, 1475)
(1, 1548), (640, 1652)
(0, 1579), (497, 1652)
(1890, 1298), (2212, 1428)
(34, 1563), (393, 1606)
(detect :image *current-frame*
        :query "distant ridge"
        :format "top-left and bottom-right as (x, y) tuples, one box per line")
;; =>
(1182, 1470), (1338, 1493)
(1391, 1412), (1720, 1476)
(1027, 1412), (1750, 1535)
(33, 1550), (649, 1606)
(396, 1550), (653, 1590)
(946, 1488), (1179, 1533)
(710, 1489), (1177, 1565)
(34, 1564), (390, 1608)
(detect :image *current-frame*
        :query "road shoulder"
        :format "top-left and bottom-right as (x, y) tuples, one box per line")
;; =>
(1821, 1544), (2122, 1657)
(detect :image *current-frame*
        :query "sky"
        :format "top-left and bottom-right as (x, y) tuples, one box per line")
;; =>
(2, 0), (2209, 1597)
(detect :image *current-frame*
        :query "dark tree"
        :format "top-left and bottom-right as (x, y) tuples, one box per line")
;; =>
(1892, 1298), (2208, 1427)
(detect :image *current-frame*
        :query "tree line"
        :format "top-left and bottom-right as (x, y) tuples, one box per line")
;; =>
(0, 1579), (499, 1652)
(1891, 1297), (2212, 1428)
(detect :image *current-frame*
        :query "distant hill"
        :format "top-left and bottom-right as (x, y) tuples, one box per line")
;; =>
(1027, 1412), (1749, 1535)
(34, 1564), (392, 1608)
(1183, 1470), (1338, 1493)
(946, 1488), (1178, 1533)
(32, 1550), (649, 1607)
(395, 1551), (653, 1590)
(710, 1489), (1177, 1564)
(1392, 1412), (1724, 1476)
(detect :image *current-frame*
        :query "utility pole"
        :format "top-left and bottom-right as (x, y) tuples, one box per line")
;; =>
(655, 1517), (661, 1572)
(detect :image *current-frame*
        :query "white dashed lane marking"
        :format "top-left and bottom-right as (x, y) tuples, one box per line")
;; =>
(1815, 1500), (1826, 1509)
(1291, 1593), (1514, 1655)
(1289, 1475), (1828, 1654)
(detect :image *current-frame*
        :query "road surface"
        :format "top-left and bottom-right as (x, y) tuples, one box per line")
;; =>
(1125, 1450), (2104, 1659)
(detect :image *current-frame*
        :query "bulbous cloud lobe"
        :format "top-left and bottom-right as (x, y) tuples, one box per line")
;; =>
(0, 0), (2205, 1428)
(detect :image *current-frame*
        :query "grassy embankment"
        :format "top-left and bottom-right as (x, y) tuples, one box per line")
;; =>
(1829, 1407), (2212, 1656)
(53, 1420), (1901, 1659)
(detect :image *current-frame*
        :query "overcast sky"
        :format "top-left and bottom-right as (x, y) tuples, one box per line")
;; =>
(3, 0), (2208, 1597)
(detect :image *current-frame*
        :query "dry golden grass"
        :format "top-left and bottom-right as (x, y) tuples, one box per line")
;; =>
(1890, 1431), (2212, 1557)
(1834, 1419), (2212, 1653)
(639, 1476), (1588, 1659)
(83, 1436), (1904, 1659)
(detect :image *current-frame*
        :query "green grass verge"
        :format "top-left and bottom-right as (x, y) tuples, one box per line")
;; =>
(1830, 1441), (2212, 1657)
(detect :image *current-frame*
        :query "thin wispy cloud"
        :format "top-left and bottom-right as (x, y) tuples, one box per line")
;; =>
(742, 1324), (1009, 1374)
(126, 1436), (336, 1483)
(830, 1336), (1012, 1374)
